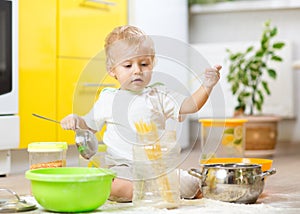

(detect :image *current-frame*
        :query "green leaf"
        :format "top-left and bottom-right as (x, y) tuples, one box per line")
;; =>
(251, 73), (258, 81)
(246, 46), (254, 53)
(230, 53), (242, 61)
(227, 76), (234, 82)
(229, 65), (235, 74)
(242, 76), (249, 85)
(256, 50), (264, 57)
(267, 69), (277, 79)
(250, 63), (259, 71)
(232, 83), (239, 95)
(270, 27), (277, 37)
(262, 81), (271, 95)
(257, 90), (264, 103)
(241, 92), (251, 97)
(261, 34), (268, 45)
(273, 42), (285, 49)
(255, 101), (262, 112)
(264, 20), (271, 27)
(271, 55), (283, 62)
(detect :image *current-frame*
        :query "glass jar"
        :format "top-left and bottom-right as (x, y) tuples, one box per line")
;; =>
(28, 142), (68, 170)
(199, 119), (247, 161)
(79, 144), (107, 168)
(132, 130), (181, 209)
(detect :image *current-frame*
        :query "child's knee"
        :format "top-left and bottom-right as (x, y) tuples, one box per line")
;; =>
(180, 169), (201, 199)
(109, 178), (133, 202)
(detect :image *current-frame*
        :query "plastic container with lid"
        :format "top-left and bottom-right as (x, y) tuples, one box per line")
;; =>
(199, 119), (248, 160)
(79, 144), (107, 168)
(28, 142), (68, 170)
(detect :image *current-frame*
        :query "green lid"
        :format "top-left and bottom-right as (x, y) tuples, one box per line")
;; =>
(28, 142), (68, 152)
(98, 144), (107, 152)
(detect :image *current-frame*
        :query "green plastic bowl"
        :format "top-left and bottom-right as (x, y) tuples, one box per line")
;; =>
(25, 167), (116, 212)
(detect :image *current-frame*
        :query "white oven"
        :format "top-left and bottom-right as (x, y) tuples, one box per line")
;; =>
(0, 0), (19, 175)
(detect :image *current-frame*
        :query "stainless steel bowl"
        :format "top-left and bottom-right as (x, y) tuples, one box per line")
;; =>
(189, 163), (276, 204)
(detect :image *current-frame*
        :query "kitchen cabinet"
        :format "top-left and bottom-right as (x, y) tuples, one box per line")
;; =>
(19, 0), (127, 148)
(58, 0), (127, 58)
(19, 0), (57, 148)
(57, 57), (118, 142)
(57, 0), (126, 143)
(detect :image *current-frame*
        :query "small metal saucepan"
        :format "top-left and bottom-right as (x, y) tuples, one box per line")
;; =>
(188, 163), (276, 204)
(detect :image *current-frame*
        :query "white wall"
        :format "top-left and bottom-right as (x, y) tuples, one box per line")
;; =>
(189, 0), (300, 143)
(128, 0), (188, 42)
(128, 0), (192, 149)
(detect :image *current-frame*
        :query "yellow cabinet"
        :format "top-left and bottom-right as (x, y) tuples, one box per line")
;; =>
(57, 0), (126, 144)
(57, 51), (119, 143)
(19, 0), (57, 148)
(19, 0), (127, 148)
(58, 0), (128, 58)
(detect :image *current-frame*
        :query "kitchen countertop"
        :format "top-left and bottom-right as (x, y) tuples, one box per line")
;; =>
(1, 142), (300, 213)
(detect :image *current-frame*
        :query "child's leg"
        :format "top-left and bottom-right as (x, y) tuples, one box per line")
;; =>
(108, 166), (201, 201)
(109, 165), (133, 202)
(180, 169), (201, 199)
(109, 177), (133, 202)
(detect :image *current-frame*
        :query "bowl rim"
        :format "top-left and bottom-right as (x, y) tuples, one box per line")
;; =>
(25, 167), (116, 182)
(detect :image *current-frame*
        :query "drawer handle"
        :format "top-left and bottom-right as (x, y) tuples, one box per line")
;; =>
(83, 83), (116, 87)
(84, 0), (116, 6)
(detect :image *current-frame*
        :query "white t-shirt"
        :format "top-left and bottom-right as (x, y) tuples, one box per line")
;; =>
(83, 84), (187, 166)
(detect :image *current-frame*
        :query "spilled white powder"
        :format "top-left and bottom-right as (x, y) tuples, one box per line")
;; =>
(22, 196), (299, 214)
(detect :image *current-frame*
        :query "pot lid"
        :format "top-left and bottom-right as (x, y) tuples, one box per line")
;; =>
(0, 188), (36, 213)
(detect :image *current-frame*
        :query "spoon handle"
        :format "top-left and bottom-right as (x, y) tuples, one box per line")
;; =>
(32, 113), (61, 124)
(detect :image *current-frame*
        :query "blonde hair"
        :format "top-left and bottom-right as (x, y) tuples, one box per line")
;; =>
(104, 25), (155, 70)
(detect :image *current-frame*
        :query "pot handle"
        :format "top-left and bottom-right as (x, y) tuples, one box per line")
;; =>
(260, 168), (276, 179)
(188, 168), (203, 179)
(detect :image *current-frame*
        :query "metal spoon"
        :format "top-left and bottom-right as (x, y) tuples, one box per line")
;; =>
(32, 113), (61, 124)
(32, 113), (98, 160)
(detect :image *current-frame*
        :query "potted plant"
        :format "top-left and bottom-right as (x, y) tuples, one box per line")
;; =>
(225, 20), (285, 155)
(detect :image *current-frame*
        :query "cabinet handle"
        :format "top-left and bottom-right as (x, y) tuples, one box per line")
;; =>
(83, 83), (116, 87)
(84, 0), (116, 6)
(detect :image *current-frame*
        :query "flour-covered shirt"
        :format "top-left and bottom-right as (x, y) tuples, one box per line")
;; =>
(83, 84), (187, 166)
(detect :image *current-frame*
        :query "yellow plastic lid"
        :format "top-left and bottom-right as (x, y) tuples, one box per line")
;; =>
(28, 142), (68, 152)
(98, 144), (107, 152)
(199, 118), (248, 127)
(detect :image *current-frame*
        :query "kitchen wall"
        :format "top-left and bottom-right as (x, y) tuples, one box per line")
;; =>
(189, 0), (300, 143)
(128, 0), (191, 149)
(9, 0), (300, 175)
(9, 0), (191, 175)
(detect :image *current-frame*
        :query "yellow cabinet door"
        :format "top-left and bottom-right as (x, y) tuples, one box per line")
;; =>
(19, 0), (57, 148)
(57, 57), (118, 144)
(58, 0), (128, 58)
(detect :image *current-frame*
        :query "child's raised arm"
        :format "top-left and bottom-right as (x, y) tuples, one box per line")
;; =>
(180, 65), (222, 114)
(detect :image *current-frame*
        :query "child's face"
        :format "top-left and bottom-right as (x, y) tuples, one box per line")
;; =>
(109, 56), (153, 91)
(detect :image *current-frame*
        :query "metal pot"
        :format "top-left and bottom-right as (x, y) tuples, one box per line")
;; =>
(188, 163), (276, 204)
